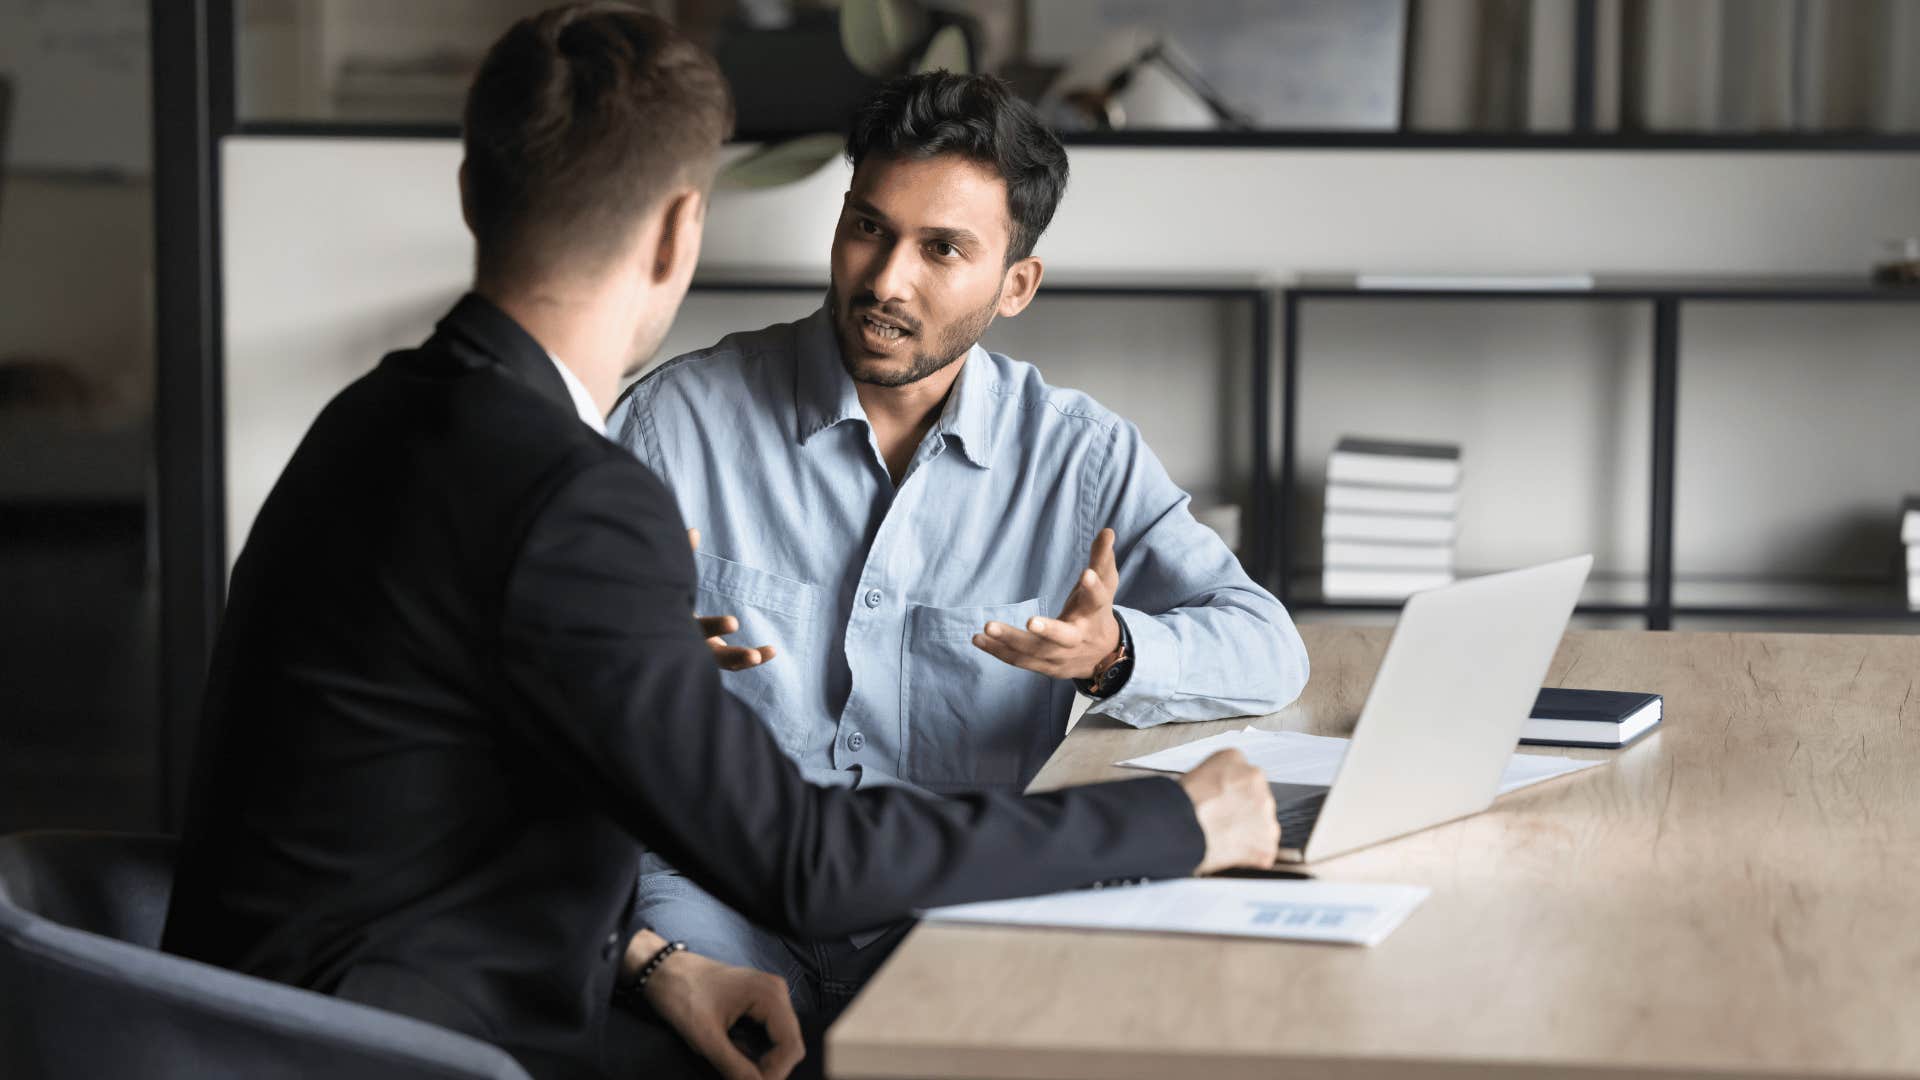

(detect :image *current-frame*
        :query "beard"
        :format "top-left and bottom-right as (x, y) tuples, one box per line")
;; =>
(829, 282), (1001, 389)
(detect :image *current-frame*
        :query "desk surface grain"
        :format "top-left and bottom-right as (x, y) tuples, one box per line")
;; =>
(827, 627), (1920, 1080)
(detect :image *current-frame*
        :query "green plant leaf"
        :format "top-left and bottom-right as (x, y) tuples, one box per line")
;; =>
(913, 24), (971, 75)
(716, 133), (847, 190)
(841, 0), (929, 76)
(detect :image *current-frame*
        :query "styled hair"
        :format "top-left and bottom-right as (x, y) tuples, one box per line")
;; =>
(845, 72), (1068, 264)
(462, 3), (734, 284)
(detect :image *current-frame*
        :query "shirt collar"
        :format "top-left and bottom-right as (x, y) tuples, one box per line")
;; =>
(546, 352), (606, 435)
(792, 306), (994, 468)
(933, 344), (994, 468)
(793, 308), (867, 444)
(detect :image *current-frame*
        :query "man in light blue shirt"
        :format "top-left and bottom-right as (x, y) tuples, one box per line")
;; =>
(608, 72), (1308, 1023)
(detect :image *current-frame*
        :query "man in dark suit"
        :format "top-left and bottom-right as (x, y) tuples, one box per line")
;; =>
(162, 6), (1279, 1079)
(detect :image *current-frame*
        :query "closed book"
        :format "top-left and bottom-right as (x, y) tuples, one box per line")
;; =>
(1323, 540), (1454, 570)
(1325, 484), (1460, 517)
(1323, 512), (1456, 544)
(1321, 568), (1454, 600)
(1521, 688), (1662, 749)
(1903, 495), (1920, 545)
(1907, 545), (1920, 574)
(1327, 438), (1461, 490)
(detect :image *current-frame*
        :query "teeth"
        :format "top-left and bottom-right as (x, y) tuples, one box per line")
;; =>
(863, 316), (904, 340)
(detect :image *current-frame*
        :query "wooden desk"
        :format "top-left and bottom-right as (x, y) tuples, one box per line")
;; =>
(828, 626), (1920, 1079)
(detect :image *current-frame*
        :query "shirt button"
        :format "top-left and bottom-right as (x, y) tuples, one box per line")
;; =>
(863, 589), (883, 608)
(847, 731), (866, 751)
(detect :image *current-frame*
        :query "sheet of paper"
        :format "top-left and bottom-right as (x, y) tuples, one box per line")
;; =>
(922, 878), (1430, 947)
(1118, 726), (1603, 794)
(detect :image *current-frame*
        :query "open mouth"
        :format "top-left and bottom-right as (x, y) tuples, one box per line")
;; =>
(861, 315), (909, 341)
(852, 309), (916, 352)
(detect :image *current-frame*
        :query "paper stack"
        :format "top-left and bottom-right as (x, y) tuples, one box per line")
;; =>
(1322, 437), (1461, 600)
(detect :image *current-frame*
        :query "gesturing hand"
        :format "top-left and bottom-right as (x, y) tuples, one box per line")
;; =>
(687, 528), (777, 672)
(971, 527), (1121, 680)
(636, 935), (804, 1080)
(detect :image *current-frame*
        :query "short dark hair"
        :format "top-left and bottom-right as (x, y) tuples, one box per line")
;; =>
(462, 3), (734, 284)
(845, 72), (1068, 264)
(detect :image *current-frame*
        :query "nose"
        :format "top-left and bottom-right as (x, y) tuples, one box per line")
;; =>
(865, 238), (915, 307)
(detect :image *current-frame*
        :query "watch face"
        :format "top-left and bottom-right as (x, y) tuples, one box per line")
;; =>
(1095, 655), (1133, 696)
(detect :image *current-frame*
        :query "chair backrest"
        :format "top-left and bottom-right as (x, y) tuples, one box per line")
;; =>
(0, 831), (176, 945)
(0, 831), (532, 1080)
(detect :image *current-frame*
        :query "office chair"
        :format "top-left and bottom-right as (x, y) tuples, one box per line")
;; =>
(0, 830), (530, 1079)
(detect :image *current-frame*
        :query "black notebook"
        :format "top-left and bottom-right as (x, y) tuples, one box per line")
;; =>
(1522, 688), (1662, 749)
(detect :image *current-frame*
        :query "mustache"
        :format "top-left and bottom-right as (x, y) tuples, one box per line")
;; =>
(844, 297), (921, 335)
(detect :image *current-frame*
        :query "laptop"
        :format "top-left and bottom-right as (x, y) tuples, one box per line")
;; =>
(1274, 554), (1593, 864)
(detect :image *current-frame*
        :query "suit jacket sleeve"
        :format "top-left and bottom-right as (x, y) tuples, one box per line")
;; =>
(497, 455), (1206, 939)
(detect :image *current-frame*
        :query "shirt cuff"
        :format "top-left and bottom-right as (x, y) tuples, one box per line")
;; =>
(1083, 604), (1180, 727)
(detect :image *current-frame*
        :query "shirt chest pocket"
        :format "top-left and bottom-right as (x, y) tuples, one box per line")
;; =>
(694, 551), (822, 756)
(901, 597), (1063, 792)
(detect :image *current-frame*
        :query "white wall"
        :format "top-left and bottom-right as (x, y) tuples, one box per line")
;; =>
(221, 137), (1920, 587)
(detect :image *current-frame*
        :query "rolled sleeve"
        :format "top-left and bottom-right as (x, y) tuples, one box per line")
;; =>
(1084, 603), (1181, 727)
(1081, 420), (1310, 726)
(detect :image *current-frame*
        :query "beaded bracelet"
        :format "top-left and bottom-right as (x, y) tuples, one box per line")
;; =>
(625, 939), (687, 995)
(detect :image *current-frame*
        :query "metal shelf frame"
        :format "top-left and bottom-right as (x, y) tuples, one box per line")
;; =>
(1275, 276), (1920, 630)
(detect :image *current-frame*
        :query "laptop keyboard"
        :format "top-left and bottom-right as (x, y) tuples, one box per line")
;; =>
(1275, 792), (1327, 845)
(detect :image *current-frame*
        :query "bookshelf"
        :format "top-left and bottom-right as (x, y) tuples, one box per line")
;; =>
(1276, 274), (1920, 630)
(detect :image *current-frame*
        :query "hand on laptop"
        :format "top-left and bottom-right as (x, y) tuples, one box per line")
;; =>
(1178, 750), (1280, 873)
(688, 529), (777, 671)
(633, 930), (805, 1080)
(972, 527), (1121, 679)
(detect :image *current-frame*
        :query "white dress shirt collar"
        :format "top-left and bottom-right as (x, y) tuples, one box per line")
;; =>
(547, 353), (606, 436)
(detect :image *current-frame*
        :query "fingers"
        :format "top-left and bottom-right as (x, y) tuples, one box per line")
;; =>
(744, 974), (806, 1079)
(971, 627), (1043, 672)
(698, 613), (777, 671)
(708, 642), (778, 672)
(1023, 614), (1085, 649)
(1062, 565), (1114, 616)
(976, 623), (1051, 661)
(670, 976), (764, 1080)
(1180, 749), (1280, 874)
(1091, 527), (1119, 586)
(684, 1020), (761, 1080)
(687, 527), (701, 553)
(1060, 554), (1117, 622)
(971, 622), (1079, 677)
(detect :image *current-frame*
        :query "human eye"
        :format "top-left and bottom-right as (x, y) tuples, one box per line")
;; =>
(928, 240), (961, 259)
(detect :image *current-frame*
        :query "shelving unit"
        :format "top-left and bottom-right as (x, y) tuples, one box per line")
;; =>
(1275, 274), (1920, 630)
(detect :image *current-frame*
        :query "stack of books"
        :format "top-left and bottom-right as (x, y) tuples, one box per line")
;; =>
(1321, 437), (1461, 600)
(1905, 496), (1920, 611)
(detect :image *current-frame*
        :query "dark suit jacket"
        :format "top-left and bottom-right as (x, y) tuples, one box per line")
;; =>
(162, 295), (1203, 1078)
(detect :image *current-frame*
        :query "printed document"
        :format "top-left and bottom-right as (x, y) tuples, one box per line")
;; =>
(922, 878), (1430, 947)
(1118, 727), (1603, 794)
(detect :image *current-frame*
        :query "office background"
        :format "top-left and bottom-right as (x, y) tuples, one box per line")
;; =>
(3, 0), (1918, 837)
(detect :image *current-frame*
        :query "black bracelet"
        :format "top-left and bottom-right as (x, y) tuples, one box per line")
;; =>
(625, 939), (687, 995)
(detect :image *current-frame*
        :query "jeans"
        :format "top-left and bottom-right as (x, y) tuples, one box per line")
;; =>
(635, 852), (912, 1029)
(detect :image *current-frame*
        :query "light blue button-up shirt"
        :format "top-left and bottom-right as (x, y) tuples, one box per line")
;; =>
(610, 308), (1308, 794)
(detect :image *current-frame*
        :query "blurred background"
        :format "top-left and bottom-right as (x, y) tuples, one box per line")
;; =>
(3, 0), (1918, 835)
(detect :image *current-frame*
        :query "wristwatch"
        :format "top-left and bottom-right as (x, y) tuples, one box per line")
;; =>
(1076, 613), (1134, 699)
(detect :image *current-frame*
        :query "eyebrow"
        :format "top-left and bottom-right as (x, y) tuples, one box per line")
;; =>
(848, 197), (984, 250)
